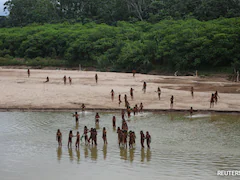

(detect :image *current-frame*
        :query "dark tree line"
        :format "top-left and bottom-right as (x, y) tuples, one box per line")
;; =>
(2, 0), (240, 26)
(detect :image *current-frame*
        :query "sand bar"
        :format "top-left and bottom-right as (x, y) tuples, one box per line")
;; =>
(0, 68), (240, 112)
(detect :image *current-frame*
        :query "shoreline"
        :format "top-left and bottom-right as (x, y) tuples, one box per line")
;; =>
(1, 108), (240, 114)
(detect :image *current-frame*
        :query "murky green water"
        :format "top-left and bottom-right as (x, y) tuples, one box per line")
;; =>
(0, 111), (240, 180)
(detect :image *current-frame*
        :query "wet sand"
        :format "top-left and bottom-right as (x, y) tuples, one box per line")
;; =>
(0, 68), (240, 112)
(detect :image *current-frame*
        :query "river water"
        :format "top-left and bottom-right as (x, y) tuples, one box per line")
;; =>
(0, 111), (240, 180)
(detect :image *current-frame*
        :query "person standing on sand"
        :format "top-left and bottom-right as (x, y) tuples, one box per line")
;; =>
(157, 87), (161, 100)
(214, 91), (220, 104)
(111, 89), (114, 101)
(68, 77), (72, 85)
(210, 93), (215, 108)
(63, 75), (67, 85)
(139, 102), (143, 112)
(170, 95), (174, 109)
(142, 82), (147, 93)
(27, 69), (30, 77)
(119, 94), (122, 105)
(191, 87), (194, 98)
(130, 88), (134, 100)
(95, 74), (98, 84)
(132, 70), (136, 77)
(56, 129), (62, 147)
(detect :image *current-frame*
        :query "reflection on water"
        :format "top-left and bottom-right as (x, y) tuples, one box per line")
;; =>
(129, 148), (135, 162)
(103, 145), (107, 160)
(57, 147), (62, 162)
(68, 148), (73, 162)
(1, 112), (240, 180)
(76, 149), (80, 163)
(95, 123), (100, 130)
(120, 147), (127, 160)
(84, 146), (88, 158)
(90, 146), (98, 160)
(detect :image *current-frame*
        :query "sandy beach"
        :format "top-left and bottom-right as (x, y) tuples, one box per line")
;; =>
(0, 68), (239, 112)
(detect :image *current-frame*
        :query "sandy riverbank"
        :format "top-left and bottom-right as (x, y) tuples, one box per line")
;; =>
(0, 68), (239, 112)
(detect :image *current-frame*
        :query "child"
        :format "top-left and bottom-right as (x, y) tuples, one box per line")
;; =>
(56, 129), (62, 146)
(73, 112), (79, 123)
(112, 116), (116, 127)
(95, 112), (100, 124)
(146, 131), (151, 149)
(102, 127), (107, 144)
(75, 131), (80, 148)
(68, 130), (73, 148)
(140, 131), (145, 148)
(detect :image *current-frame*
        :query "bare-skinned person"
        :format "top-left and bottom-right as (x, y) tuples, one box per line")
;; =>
(132, 69), (136, 77)
(73, 112), (79, 123)
(92, 128), (98, 146)
(111, 89), (114, 101)
(63, 75), (67, 85)
(121, 109), (125, 120)
(119, 94), (122, 105)
(84, 126), (89, 145)
(190, 107), (193, 116)
(191, 87), (194, 98)
(56, 129), (62, 146)
(146, 131), (151, 149)
(81, 103), (85, 111)
(95, 74), (98, 84)
(95, 112), (100, 124)
(142, 82), (147, 93)
(210, 93), (215, 108)
(75, 131), (80, 149)
(117, 127), (122, 146)
(68, 77), (72, 85)
(140, 131), (145, 148)
(170, 95), (174, 109)
(214, 91), (220, 104)
(27, 69), (30, 77)
(102, 127), (108, 144)
(139, 102), (143, 113)
(130, 88), (134, 100)
(44, 76), (49, 83)
(157, 87), (161, 100)
(68, 130), (73, 148)
(112, 116), (116, 127)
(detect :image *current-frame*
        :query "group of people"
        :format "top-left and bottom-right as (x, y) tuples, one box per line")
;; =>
(56, 110), (152, 149)
(210, 91), (220, 108)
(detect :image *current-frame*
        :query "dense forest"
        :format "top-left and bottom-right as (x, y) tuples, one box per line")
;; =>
(1, 0), (240, 73)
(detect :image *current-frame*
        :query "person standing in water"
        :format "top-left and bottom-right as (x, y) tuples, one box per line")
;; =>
(73, 112), (79, 123)
(170, 95), (174, 109)
(95, 74), (98, 84)
(102, 127), (107, 144)
(63, 75), (67, 85)
(191, 87), (194, 98)
(139, 102), (143, 112)
(146, 131), (151, 149)
(142, 82), (147, 93)
(81, 103), (85, 111)
(190, 107), (193, 116)
(111, 89), (114, 101)
(75, 131), (80, 149)
(27, 69), (30, 77)
(95, 113), (100, 124)
(68, 130), (73, 148)
(92, 128), (98, 146)
(56, 129), (62, 146)
(112, 116), (116, 127)
(140, 131), (145, 148)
